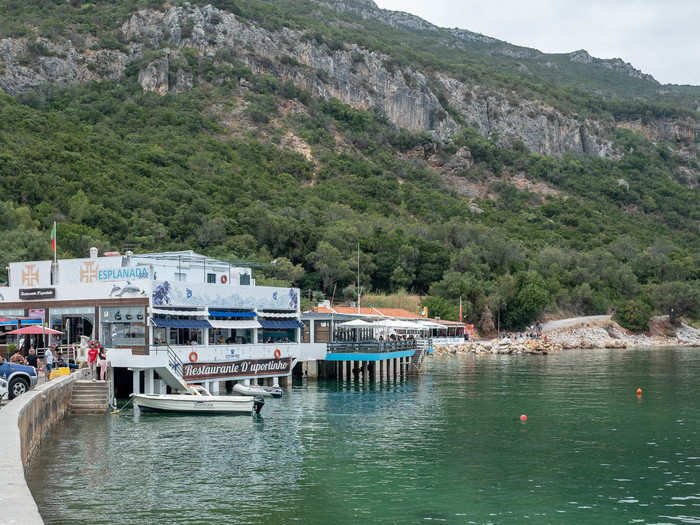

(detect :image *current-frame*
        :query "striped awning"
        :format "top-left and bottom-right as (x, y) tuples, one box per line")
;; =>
(208, 320), (262, 330)
(259, 319), (304, 329)
(152, 318), (211, 329)
(258, 312), (298, 318)
(151, 308), (208, 316)
(208, 310), (256, 318)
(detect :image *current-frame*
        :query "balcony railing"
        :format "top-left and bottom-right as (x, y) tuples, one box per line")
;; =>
(326, 340), (421, 354)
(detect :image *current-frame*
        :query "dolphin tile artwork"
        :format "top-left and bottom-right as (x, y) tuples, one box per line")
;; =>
(152, 281), (299, 311)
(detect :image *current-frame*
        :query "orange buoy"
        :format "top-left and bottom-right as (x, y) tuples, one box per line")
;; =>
(520, 414), (528, 422)
(274, 348), (281, 359)
(189, 351), (198, 363)
(636, 388), (642, 395)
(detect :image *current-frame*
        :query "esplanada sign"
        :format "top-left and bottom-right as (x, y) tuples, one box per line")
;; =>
(183, 358), (292, 381)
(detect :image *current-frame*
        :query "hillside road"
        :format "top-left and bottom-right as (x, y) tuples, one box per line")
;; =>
(542, 315), (612, 332)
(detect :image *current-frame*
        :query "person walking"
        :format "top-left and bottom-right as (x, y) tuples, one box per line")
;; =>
(44, 346), (54, 377)
(87, 343), (99, 381)
(98, 346), (107, 381)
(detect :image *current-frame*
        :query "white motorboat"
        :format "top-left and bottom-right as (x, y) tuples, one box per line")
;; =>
(233, 382), (283, 398)
(133, 385), (264, 415)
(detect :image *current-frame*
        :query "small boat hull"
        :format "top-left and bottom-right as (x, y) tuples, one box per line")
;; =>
(133, 394), (263, 415)
(233, 383), (283, 398)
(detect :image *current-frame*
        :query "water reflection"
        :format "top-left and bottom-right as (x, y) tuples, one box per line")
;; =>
(28, 347), (700, 524)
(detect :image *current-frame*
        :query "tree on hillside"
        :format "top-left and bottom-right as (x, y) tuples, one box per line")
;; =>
(306, 241), (352, 293)
(421, 296), (457, 321)
(651, 281), (700, 323)
(478, 305), (495, 336)
(614, 299), (652, 331)
(503, 271), (550, 329)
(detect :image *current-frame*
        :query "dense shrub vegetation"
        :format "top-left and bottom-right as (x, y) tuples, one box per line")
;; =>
(0, 0), (697, 331)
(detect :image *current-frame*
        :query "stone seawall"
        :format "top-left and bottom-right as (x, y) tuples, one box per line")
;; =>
(0, 370), (88, 525)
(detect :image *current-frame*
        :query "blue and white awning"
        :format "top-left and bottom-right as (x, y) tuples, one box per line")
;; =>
(208, 310), (257, 318)
(259, 319), (304, 329)
(152, 318), (212, 329)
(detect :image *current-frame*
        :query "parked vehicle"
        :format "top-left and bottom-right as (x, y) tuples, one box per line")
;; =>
(0, 377), (8, 400)
(0, 361), (38, 399)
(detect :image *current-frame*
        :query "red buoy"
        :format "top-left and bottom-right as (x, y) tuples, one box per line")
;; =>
(636, 388), (642, 395)
(520, 414), (528, 422)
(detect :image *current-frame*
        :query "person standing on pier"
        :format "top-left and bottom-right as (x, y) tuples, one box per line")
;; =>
(45, 345), (54, 376)
(88, 342), (99, 381)
(26, 348), (38, 368)
(98, 346), (107, 381)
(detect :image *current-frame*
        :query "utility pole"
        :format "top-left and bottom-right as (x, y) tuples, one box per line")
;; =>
(357, 241), (361, 314)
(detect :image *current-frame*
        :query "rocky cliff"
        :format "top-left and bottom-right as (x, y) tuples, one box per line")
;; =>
(0, 2), (696, 159)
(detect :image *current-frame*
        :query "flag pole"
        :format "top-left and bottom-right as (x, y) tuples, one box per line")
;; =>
(46, 220), (56, 354)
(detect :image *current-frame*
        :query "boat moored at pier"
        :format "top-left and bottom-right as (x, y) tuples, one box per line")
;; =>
(133, 384), (264, 415)
(233, 382), (283, 398)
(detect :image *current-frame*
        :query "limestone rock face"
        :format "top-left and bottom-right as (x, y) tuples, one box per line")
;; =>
(0, 3), (694, 158)
(0, 37), (127, 95)
(138, 57), (169, 95)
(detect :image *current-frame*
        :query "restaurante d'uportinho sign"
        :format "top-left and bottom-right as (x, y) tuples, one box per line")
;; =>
(183, 358), (292, 380)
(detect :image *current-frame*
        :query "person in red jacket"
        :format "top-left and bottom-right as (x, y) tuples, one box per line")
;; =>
(88, 342), (99, 381)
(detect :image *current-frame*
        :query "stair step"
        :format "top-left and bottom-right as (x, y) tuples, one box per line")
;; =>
(73, 390), (108, 395)
(71, 408), (107, 414)
(72, 392), (108, 397)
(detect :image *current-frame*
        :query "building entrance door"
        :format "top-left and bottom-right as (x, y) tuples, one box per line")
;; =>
(63, 316), (94, 344)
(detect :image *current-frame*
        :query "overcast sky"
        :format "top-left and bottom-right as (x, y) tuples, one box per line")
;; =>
(373, 0), (700, 86)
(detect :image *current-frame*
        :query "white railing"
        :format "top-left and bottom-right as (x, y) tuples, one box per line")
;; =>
(431, 337), (467, 345)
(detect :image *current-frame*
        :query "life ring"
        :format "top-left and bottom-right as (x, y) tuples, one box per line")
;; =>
(273, 348), (281, 359)
(220, 274), (228, 284)
(189, 351), (198, 363)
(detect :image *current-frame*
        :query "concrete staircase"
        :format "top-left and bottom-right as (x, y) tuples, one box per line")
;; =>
(70, 381), (109, 415)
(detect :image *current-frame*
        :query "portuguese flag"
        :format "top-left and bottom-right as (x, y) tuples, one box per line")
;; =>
(50, 221), (56, 253)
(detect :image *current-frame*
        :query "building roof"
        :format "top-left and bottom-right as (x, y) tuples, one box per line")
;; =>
(429, 318), (465, 326)
(311, 305), (422, 319)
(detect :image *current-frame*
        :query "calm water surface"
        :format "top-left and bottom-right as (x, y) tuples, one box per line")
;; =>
(28, 347), (700, 524)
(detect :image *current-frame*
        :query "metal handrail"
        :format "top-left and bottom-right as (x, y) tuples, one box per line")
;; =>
(165, 343), (184, 379)
(326, 339), (424, 354)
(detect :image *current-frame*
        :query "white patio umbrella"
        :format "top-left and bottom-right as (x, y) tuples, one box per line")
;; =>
(337, 319), (374, 327)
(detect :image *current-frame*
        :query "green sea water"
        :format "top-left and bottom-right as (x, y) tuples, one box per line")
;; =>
(27, 347), (700, 524)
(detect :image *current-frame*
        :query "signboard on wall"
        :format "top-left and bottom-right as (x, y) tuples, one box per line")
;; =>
(9, 261), (53, 288)
(182, 358), (292, 381)
(60, 258), (152, 284)
(19, 288), (56, 300)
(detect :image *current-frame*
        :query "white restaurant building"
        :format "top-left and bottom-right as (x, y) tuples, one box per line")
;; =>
(0, 249), (326, 398)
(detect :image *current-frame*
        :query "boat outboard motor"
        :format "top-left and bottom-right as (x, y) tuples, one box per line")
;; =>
(253, 396), (265, 415)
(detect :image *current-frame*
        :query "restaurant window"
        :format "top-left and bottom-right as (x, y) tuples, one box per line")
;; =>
(314, 321), (329, 343)
(207, 273), (216, 283)
(302, 321), (310, 343)
(100, 306), (145, 348)
(49, 306), (95, 346)
(0, 308), (25, 347)
(169, 327), (202, 346)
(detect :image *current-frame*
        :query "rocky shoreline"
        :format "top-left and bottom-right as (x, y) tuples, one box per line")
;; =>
(432, 318), (700, 356)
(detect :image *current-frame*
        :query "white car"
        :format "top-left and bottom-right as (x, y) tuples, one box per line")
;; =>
(0, 377), (8, 401)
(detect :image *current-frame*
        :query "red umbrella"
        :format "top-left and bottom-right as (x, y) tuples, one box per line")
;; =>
(4, 325), (63, 335)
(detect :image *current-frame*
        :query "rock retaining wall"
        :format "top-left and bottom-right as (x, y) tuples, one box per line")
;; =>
(0, 370), (88, 525)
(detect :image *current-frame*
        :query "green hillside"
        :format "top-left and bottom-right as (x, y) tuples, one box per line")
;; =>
(0, 0), (698, 330)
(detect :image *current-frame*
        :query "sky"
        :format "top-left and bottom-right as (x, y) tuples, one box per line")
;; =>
(373, 0), (700, 86)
